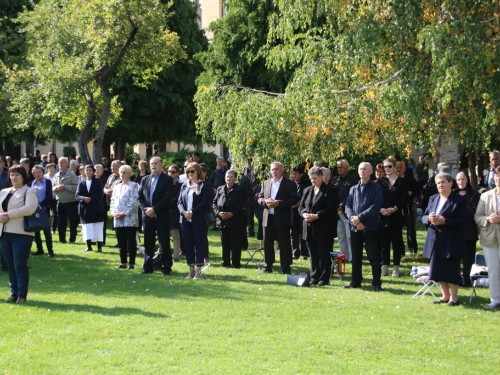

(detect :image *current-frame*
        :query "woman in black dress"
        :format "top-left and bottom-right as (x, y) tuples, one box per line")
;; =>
(75, 165), (105, 252)
(455, 172), (480, 287)
(422, 172), (467, 306)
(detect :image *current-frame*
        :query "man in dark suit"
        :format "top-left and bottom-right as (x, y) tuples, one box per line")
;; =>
(257, 162), (299, 274)
(477, 150), (500, 193)
(138, 156), (174, 275)
(344, 162), (384, 292)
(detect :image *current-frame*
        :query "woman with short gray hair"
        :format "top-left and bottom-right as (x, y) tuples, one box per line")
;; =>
(299, 166), (339, 286)
(213, 169), (246, 268)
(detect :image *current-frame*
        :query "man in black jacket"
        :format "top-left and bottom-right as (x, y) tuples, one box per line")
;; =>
(477, 150), (500, 193)
(257, 162), (299, 274)
(138, 156), (174, 275)
(345, 162), (383, 291)
(396, 161), (420, 255)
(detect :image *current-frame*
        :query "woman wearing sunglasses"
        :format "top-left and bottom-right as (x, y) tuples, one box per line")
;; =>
(177, 162), (211, 279)
(378, 157), (408, 277)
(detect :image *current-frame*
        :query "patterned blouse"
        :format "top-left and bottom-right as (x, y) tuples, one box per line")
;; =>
(110, 181), (139, 228)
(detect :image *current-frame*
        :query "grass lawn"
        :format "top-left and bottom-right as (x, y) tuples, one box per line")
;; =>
(1, 222), (499, 374)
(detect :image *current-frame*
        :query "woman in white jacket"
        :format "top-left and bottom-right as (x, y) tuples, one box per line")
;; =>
(475, 166), (500, 310)
(110, 165), (139, 270)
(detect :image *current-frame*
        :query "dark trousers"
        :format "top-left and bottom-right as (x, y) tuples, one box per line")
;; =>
(462, 240), (477, 286)
(50, 199), (58, 233)
(143, 217), (172, 272)
(291, 215), (308, 258)
(220, 227), (242, 268)
(102, 212), (108, 246)
(0, 233), (34, 299)
(404, 204), (418, 253)
(306, 234), (333, 284)
(34, 207), (53, 254)
(180, 221), (208, 266)
(380, 215), (404, 266)
(263, 215), (292, 274)
(57, 201), (78, 242)
(116, 226), (137, 265)
(350, 229), (382, 287)
(247, 206), (255, 235)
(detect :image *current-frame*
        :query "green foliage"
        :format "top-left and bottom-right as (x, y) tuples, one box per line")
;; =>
(195, 0), (500, 171)
(158, 149), (217, 175)
(107, 0), (208, 146)
(62, 146), (77, 158)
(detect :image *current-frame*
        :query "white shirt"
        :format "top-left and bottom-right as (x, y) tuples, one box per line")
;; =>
(435, 197), (446, 216)
(269, 177), (283, 215)
(86, 179), (92, 192)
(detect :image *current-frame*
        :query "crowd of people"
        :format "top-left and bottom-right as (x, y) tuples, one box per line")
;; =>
(0, 150), (500, 311)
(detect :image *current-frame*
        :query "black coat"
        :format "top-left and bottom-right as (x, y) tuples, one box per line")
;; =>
(422, 192), (467, 259)
(177, 181), (211, 225)
(0, 170), (9, 190)
(138, 172), (174, 223)
(257, 177), (299, 228)
(169, 181), (183, 229)
(75, 177), (105, 223)
(454, 188), (480, 241)
(213, 183), (246, 228)
(298, 183), (339, 240)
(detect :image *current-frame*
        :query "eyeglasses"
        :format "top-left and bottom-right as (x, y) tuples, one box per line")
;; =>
(384, 165), (393, 169)
(167, 170), (177, 174)
(187, 170), (196, 174)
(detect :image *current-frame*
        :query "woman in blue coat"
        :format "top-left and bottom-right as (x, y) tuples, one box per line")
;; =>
(422, 172), (467, 306)
(178, 162), (211, 279)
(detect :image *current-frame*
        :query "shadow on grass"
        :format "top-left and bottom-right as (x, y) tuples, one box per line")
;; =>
(26, 299), (168, 317)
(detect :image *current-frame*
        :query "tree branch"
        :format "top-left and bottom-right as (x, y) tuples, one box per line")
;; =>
(217, 68), (405, 98)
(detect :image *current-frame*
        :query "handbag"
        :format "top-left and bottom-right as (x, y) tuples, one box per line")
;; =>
(286, 273), (311, 287)
(205, 209), (217, 226)
(23, 189), (50, 232)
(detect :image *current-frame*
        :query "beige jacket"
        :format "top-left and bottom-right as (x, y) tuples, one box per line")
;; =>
(0, 186), (38, 237)
(474, 189), (500, 247)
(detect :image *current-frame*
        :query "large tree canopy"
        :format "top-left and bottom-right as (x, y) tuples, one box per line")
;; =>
(107, 0), (209, 152)
(6, 0), (186, 163)
(195, 0), (500, 171)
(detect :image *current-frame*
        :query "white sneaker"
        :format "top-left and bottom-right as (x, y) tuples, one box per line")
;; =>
(483, 302), (500, 310)
(381, 265), (389, 276)
(392, 266), (400, 277)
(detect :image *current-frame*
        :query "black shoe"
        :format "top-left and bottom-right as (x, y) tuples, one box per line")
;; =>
(233, 265), (241, 269)
(447, 300), (460, 306)
(60, 240), (67, 244)
(282, 269), (291, 275)
(373, 285), (383, 292)
(317, 281), (329, 287)
(84, 248), (93, 252)
(141, 270), (153, 274)
(32, 250), (44, 256)
(222, 263), (231, 268)
(97, 249), (102, 253)
(127, 265), (135, 270)
(161, 269), (171, 276)
(261, 267), (272, 274)
(115, 264), (127, 269)
(309, 279), (318, 286)
(343, 283), (360, 289)
(433, 299), (449, 304)
(302, 256), (308, 260)
(48, 253), (54, 258)
(69, 241), (76, 244)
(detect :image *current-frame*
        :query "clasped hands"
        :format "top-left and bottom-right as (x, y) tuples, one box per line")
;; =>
(113, 212), (125, 220)
(350, 215), (365, 231)
(145, 207), (157, 218)
(487, 212), (500, 224)
(302, 213), (318, 223)
(380, 207), (396, 216)
(83, 197), (91, 204)
(218, 212), (234, 220)
(265, 198), (279, 208)
(429, 212), (446, 226)
(182, 210), (193, 220)
(0, 213), (9, 223)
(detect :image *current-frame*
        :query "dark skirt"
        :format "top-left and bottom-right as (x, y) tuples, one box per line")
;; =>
(80, 205), (105, 224)
(429, 255), (461, 285)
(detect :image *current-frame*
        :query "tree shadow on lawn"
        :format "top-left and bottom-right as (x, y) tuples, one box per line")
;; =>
(25, 299), (169, 317)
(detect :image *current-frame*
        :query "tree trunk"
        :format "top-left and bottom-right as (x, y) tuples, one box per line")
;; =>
(92, 85), (112, 164)
(114, 136), (126, 161)
(79, 94), (97, 165)
(468, 148), (477, 189)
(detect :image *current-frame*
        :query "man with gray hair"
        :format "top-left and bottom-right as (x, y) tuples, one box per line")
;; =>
(478, 150), (500, 193)
(53, 157), (79, 243)
(209, 156), (228, 192)
(331, 159), (359, 263)
(345, 162), (383, 291)
(257, 162), (299, 274)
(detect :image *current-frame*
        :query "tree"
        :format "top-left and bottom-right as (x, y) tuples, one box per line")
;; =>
(195, 0), (500, 172)
(106, 0), (209, 156)
(7, 0), (186, 164)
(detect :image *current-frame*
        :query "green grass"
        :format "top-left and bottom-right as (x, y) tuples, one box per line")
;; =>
(1, 222), (499, 374)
